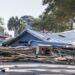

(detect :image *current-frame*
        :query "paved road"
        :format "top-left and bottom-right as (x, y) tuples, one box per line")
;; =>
(0, 63), (75, 75)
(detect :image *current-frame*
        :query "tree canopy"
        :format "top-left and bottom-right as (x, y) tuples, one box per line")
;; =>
(7, 16), (26, 36)
(43, 0), (75, 23)
(32, 14), (69, 32)
(0, 17), (4, 33)
(32, 0), (75, 32)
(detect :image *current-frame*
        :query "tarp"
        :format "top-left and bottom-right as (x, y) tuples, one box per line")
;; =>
(31, 40), (71, 47)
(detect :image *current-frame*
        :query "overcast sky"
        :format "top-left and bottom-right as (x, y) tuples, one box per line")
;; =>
(0, 0), (45, 24)
(0, 0), (46, 36)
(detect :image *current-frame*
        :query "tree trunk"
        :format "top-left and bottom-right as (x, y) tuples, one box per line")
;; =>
(70, 19), (73, 30)
(14, 29), (18, 37)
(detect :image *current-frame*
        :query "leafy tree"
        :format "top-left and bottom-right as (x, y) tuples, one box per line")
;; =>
(0, 17), (4, 33)
(0, 17), (4, 25)
(0, 26), (4, 33)
(32, 18), (42, 31)
(32, 14), (69, 32)
(43, 0), (75, 30)
(7, 16), (26, 36)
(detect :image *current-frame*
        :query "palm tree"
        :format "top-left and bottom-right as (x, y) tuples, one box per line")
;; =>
(8, 16), (26, 36)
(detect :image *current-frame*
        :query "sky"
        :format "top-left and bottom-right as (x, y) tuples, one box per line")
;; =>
(0, 0), (46, 36)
